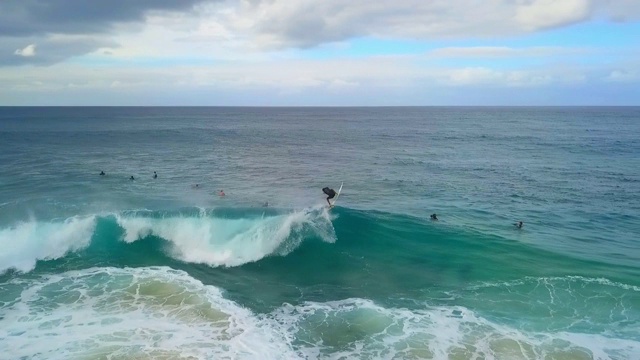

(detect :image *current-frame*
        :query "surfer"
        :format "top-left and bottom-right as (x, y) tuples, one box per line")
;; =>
(99, 171), (105, 176)
(322, 187), (336, 206)
(515, 221), (523, 229)
(130, 176), (135, 181)
(430, 214), (438, 221)
(153, 171), (157, 179)
(218, 190), (225, 197)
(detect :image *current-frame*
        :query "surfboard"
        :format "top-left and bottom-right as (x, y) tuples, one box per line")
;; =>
(330, 182), (343, 208)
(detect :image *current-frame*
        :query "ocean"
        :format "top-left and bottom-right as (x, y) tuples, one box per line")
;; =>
(0, 106), (638, 359)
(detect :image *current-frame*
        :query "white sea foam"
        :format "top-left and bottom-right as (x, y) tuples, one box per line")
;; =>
(0, 215), (96, 273)
(116, 206), (335, 267)
(2, 268), (638, 359)
(264, 298), (640, 359)
(457, 275), (640, 340)
(470, 275), (640, 292)
(0, 267), (296, 360)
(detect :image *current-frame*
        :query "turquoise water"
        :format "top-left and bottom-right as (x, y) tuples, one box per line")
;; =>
(0, 107), (639, 359)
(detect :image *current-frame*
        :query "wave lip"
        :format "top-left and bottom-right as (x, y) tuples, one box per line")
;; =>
(0, 215), (96, 274)
(116, 206), (336, 267)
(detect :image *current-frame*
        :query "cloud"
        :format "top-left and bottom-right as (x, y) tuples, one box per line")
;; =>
(0, 0), (638, 110)
(1, 55), (637, 105)
(0, 0), (209, 37)
(515, 0), (591, 31)
(597, 0), (640, 21)
(422, 64), (587, 88)
(604, 70), (639, 83)
(1, 1), (639, 67)
(218, 0), (640, 49)
(0, 54), (590, 94)
(428, 46), (586, 58)
(14, 44), (36, 57)
(0, 0), (212, 66)
(1, 35), (117, 65)
(445, 67), (504, 86)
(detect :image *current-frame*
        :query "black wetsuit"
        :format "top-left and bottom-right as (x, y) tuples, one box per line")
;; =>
(322, 187), (336, 205)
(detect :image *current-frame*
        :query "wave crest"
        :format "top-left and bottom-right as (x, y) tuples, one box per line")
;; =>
(0, 216), (96, 273)
(113, 206), (337, 267)
(0, 206), (336, 274)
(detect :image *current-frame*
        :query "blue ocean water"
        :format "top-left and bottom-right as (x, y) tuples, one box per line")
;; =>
(0, 107), (639, 359)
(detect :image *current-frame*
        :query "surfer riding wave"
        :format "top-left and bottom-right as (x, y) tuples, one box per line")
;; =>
(322, 187), (337, 206)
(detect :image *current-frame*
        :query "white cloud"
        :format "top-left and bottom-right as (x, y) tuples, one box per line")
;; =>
(434, 66), (586, 87)
(0, 56), (636, 105)
(328, 79), (359, 90)
(446, 67), (502, 85)
(3, 1), (638, 65)
(604, 70), (639, 83)
(0, 1), (638, 104)
(428, 46), (586, 58)
(0, 54), (592, 94)
(597, 0), (640, 21)
(14, 44), (36, 57)
(515, 0), (591, 31)
(208, 0), (640, 49)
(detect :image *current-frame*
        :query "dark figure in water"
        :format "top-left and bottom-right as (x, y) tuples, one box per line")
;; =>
(430, 214), (438, 221)
(100, 171), (105, 176)
(322, 187), (336, 206)
(515, 221), (523, 229)
(153, 171), (157, 179)
(130, 176), (135, 181)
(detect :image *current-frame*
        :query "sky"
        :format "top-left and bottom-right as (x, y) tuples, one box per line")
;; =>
(1, 0), (639, 106)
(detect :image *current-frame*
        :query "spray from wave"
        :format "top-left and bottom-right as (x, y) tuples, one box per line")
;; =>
(116, 205), (335, 267)
(0, 216), (96, 273)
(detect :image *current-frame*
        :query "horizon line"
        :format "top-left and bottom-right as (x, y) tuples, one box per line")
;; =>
(1, 105), (639, 108)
